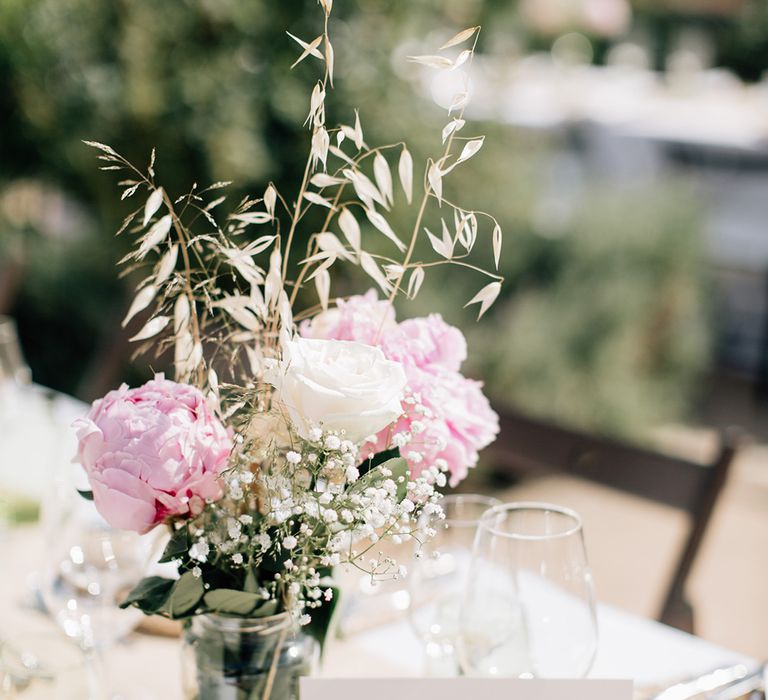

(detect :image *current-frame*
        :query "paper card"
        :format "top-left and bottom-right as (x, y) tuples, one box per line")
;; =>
(301, 678), (633, 700)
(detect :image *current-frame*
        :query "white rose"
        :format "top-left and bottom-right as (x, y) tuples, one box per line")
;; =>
(265, 337), (406, 443)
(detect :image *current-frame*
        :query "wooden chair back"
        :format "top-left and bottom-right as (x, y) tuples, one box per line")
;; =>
(488, 408), (740, 633)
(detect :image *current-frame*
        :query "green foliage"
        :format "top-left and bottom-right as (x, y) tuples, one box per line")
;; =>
(349, 457), (409, 502)
(202, 590), (276, 617)
(0, 0), (713, 434)
(120, 575), (175, 615)
(467, 183), (711, 439)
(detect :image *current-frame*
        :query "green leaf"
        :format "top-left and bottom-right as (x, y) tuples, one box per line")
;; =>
(168, 571), (204, 618)
(202, 588), (265, 616)
(350, 456), (409, 502)
(159, 527), (189, 563)
(120, 576), (175, 613)
(244, 567), (260, 594)
(359, 447), (400, 478)
(76, 489), (94, 501)
(251, 599), (279, 618)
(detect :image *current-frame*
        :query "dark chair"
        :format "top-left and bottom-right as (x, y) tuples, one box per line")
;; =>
(487, 407), (741, 634)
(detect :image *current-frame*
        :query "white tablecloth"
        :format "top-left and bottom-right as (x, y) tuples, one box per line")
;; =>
(0, 385), (755, 697)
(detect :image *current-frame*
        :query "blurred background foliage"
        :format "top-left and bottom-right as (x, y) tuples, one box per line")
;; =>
(6, 0), (761, 439)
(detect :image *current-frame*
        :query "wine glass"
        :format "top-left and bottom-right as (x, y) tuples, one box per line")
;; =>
(408, 494), (501, 675)
(457, 502), (597, 679)
(38, 485), (148, 699)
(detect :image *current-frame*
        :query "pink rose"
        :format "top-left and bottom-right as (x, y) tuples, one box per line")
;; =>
(73, 375), (232, 534)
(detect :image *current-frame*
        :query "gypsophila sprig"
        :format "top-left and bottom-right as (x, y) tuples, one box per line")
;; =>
(77, 1), (501, 645)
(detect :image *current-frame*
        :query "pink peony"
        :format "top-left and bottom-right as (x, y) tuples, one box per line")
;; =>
(300, 289), (396, 346)
(73, 375), (232, 534)
(301, 291), (498, 486)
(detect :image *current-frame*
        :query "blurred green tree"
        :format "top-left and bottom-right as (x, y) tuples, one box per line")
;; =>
(0, 0), (712, 439)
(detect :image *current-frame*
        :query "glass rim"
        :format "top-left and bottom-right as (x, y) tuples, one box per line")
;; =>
(438, 493), (502, 526)
(478, 501), (583, 540)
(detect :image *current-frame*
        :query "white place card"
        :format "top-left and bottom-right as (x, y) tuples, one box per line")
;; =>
(301, 677), (633, 700)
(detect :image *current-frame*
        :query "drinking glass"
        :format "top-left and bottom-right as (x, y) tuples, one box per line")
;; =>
(0, 316), (31, 385)
(38, 498), (148, 698)
(457, 502), (597, 679)
(408, 494), (501, 675)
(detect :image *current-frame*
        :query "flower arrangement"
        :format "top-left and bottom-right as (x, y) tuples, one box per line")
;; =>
(74, 0), (503, 652)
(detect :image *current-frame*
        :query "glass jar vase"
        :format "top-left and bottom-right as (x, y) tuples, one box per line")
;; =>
(182, 613), (318, 700)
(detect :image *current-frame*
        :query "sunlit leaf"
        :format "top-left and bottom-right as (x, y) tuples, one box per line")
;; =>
(365, 209), (406, 252)
(407, 267), (425, 299)
(441, 119), (465, 144)
(359, 252), (391, 294)
(451, 49), (472, 71)
(448, 92), (469, 114)
(427, 162), (443, 203)
(311, 126), (330, 170)
(384, 264), (405, 281)
(373, 153), (393, 207)
(407, 54), (453, 69)
(130, 315), (170, 342)
(425, 226), (453, 259)
(329, 145), (355, 166)
(398, 147), (413, 204)
(464, 281), (501, 319)
(456, 137), (485, 165)
(325, 35), (335, 86)
(310, 173), (346, 188)
(439, 26), (479, 50)
(264, 185), (277, 218)
(353, 110), (363, 150)
(317, 232), (353, 260)
(174, 295), (190, 334)
(83, 140), (118, 156)
(308, 83), (326, 127)
(155, 244), (179, 285)
(204, 195), (226, 212)
(143, 188), (164, 227)
(303, 192), (335, 210)
(343, 169), (385, 209)
(493, 223), (502, 269)
(122, 285), (157, 327)
(137, 215), (172, 260)
(338, 208), (361, 252)
(231, 212), (273, 225)
(315, 268), (331, 311)
(287, 33), (324, 68)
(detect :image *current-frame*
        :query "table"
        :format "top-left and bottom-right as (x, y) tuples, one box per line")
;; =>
(0, 385), (755, 697)
(3, 523), (754, 698)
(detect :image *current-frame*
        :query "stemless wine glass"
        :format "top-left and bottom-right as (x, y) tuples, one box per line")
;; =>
(408, 494), (501, 675)
(457, 502), (597, 679)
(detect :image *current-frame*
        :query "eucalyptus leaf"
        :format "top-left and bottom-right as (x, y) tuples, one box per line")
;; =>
(159, 527), (189, 564)
(168, 571), (204, 618)
(120, 576), (175, 613)
(350, 456), (409, 502)
(244, 568), (260, 594)
(250, 599), (279, 618)
(202, 589), (264, 616)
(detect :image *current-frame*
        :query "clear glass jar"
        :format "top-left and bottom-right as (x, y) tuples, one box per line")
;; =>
(182, 613), (318, 700)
